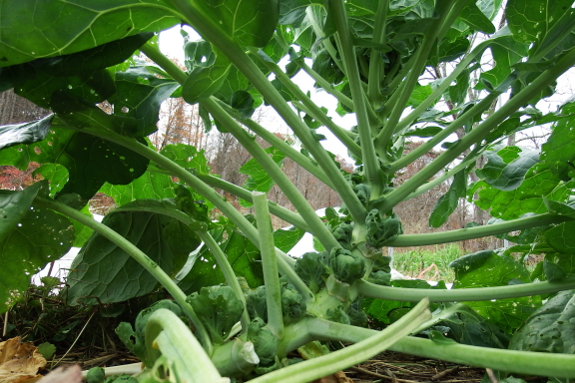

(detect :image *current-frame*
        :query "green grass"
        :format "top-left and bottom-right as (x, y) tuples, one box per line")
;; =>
(392, 244), (463, 283)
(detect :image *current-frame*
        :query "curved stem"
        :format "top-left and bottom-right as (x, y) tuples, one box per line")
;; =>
(34, 196), (214, 354)
(356, 278), (575, 302)
(196, 231), (251, 332)
(308, 318), (575, 378)
(249, 299), (431, 383)
(387, 213), (570, 247)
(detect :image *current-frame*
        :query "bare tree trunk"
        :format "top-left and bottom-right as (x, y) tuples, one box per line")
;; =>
(0, 90), (48, 124)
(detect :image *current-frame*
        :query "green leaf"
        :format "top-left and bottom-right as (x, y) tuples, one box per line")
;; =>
(509, 289), (575, 354)
(187, 285), (244, 344)
(478, 32), (528, 90)
(47, 102), (150, 199)
(472, 162), (571, 220)
(100, 170), (176, 207)
(506, 0), (575, 59)
(38, 342), (56, 360)
(2, 34), (156, 111)
(0, 115), (54, 150)
(403, 126), (443, 138)
(182, 44), (232, 104)
(449, 69), (469, 105)
(109, 67), (180, 137)
(432, 304), (511, 348)
(195, 0), (279, 48)
(178, 227), (263, 294)
(0, 1), (179, 67)
(458, 2), (495, 34)
(545, 221), (575, 254)
(273, 226), (306, 253)
(476, 146), (540, 191)
(450, 250), (541, 333)
(239, 146), (285, 207)
(116, 299), (183, 366)
(0, 182), (74, 314)
(429, 170), (466, 228)
(541, 101), (575, 181)
(160, 143), (210, 174)
(67, 203), (201, 304)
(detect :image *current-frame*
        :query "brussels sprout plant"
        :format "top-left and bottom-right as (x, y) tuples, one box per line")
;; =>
(1, 0), (575, 382)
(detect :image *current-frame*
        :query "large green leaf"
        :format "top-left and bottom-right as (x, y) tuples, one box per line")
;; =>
(100, 171), (177, 207)
(476, 146), (540, 191)
(160, 143), (211, 175)
(545, 221), (575, 254)
(195, 0), (279, 48)
(109, 67), (180, 137)
(506, 0), (575, 59)
(472, 162), (572, 220)
(541, 101), (575, 181)
(429, 170), (466, 228)
(0, 1), (179, 67)
(450, 250), (541, 333)
(0, 182), (74, 314)
(67, 201), (201, 305)
(509, 290), (575, 354)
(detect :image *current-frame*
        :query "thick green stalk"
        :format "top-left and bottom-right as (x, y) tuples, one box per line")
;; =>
(201, 97), (340, 251)
(253, 192), (285, 338)
(248, 299), (431, 383)
(367, 0), (389, 109)
(309, 319), (575, 378)
(34, 196), (214, 354)
(145, 309), (229, 383)
(163, 0), (367, 224)
(381, 46), (575, 211)
(213, 99), (336, 189)
(375, 0), (458, 158)
(387, 213), (570, 247)
(389, 92), (497, 172)
(197, 174), (311, 232)
(357, 278), (575, 302)
(250, 54), (362, 160)
(331, 0), (383, 197)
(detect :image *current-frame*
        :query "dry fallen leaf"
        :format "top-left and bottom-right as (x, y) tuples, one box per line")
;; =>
(37, 365), (82, 383)
(0, 337), (47, 383)
(311, 370), (355, 383)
